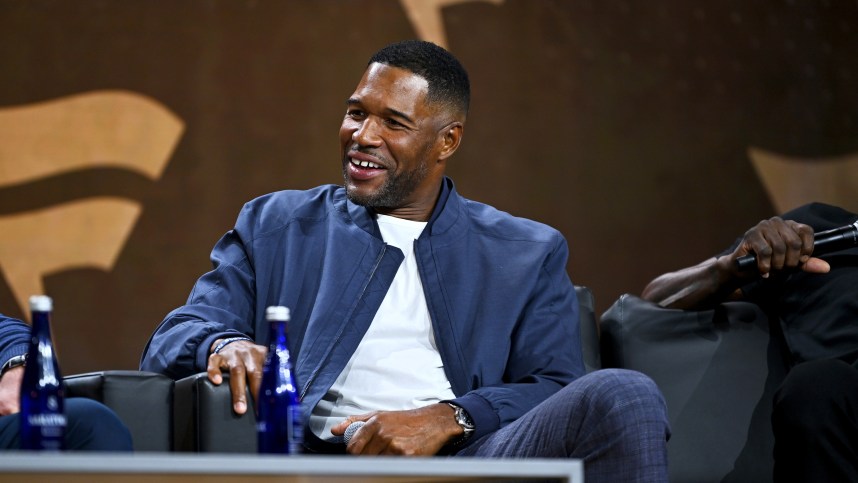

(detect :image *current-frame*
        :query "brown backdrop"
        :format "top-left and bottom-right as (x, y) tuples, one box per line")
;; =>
(1, 0), (857, 374)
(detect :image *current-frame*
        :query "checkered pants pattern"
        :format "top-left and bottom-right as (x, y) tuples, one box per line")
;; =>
(456, 369), (670, 483)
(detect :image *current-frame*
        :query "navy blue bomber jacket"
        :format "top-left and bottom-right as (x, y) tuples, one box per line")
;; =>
(140, 177), (584, 445)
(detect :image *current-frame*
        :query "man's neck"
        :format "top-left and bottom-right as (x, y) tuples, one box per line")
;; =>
(375, 181), (443, 222)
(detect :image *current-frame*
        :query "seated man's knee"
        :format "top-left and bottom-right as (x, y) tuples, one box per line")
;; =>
(572, 369), (668, 424)
(65, 398), (133, 451)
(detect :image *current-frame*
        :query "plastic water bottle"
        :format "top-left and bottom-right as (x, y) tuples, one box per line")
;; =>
(257, 305), (303, 454)
(20, 295), (67, 450)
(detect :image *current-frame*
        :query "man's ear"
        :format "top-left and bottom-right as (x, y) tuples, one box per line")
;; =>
(438, 122), (463, 161)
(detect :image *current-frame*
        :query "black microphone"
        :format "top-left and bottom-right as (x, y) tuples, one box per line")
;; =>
(736, 221), (858, 271)
(343, 420), (365, 444)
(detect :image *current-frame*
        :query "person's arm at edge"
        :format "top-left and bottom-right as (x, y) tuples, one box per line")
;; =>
(642, 217), (829, 310)
(641, 256), (745, 310)
(0, 315), (30, 415)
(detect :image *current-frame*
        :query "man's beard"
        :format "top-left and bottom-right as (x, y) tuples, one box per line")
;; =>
(343, 158), (429, 209)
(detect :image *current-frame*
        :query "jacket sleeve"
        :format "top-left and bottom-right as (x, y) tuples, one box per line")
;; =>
(450, 232), (583, 443)
(0, 315), (30, 369)
(140, 223), (258, 380)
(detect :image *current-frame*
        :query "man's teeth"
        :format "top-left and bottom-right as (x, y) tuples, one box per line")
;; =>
(352, 158), (382, 169)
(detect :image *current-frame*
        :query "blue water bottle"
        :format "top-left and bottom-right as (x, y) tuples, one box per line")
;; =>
(20, 295), (67, 450)
(257, 305), (303, 454)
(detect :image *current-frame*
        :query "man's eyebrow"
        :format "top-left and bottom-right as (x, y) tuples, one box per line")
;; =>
(385, 107), (415, 125)
(345, 98), (415, 125)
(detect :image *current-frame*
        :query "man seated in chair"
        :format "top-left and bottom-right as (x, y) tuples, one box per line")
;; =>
(641, 202), (858, 483)
(0, 314), (133, 451)
(141, 40), (669, 482)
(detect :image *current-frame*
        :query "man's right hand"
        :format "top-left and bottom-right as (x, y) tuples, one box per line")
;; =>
(730, 217), (829, 278)
(207, 340), (267, 415)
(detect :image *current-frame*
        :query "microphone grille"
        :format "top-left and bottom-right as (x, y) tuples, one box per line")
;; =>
(343, 421), (365, 444)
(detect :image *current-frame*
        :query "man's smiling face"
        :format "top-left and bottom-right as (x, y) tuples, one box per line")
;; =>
(339, 63), (451, 219)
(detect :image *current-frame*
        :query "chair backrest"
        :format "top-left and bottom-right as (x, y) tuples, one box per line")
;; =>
(64, 370), (174, 452)
(600, 294), (791, 483)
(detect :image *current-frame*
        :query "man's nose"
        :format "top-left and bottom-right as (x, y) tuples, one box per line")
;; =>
(352, 117), (382, 147)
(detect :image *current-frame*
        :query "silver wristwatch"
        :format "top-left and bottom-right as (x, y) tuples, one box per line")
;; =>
(1, 354), (27, 378)
(447, 402), (475, 443)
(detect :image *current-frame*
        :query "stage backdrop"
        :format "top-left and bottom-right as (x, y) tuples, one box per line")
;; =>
(1, 0), (857, 373)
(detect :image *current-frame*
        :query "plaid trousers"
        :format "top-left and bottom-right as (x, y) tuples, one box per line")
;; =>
(456, 368), (670, 483)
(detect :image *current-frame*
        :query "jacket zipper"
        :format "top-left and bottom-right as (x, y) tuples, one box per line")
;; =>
(299, 244), (388, 400)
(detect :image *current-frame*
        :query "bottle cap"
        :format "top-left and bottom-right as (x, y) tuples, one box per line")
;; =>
(29, 295), (53, 312)
(265, 305), (290, 321)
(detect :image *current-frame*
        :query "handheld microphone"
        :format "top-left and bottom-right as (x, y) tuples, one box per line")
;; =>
(736, 220), (858, 271)
(343, 421), (365, 445)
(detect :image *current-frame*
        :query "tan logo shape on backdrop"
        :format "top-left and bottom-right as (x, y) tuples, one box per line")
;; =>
(749, 147), (858, 215)
(399, 0), (504, 49)
(0, 90), (184, 317)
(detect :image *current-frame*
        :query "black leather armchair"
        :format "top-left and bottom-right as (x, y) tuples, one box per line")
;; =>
(63, 370), (174, 452)
(600, 294), (789, 483)
(173, 371), (257, 453)
(172, 285), (600, 453)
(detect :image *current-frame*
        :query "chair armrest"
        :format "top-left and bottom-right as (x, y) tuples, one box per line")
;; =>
(64, 370), (173, 452)
(173, 372), (256, 453)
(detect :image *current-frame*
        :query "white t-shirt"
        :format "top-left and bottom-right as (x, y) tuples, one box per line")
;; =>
(309, 214), (456, 440)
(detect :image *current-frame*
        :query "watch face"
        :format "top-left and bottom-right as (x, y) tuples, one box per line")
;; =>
(455, 407), (475, 431)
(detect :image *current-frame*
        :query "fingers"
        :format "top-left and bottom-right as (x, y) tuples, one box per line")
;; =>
(331, 413), (374, 436)
(740, 217), (814, 276)
(228, 364), (249, 414)
(206, 355), (224, 385)
(206, 340), (265, 415)
(346, 418), (382, 455)
(802, 256), (831, 274)
(776, 220), (813, 268)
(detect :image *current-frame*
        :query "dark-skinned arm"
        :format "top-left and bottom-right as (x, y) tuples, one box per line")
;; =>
(642, 217), (829, 310)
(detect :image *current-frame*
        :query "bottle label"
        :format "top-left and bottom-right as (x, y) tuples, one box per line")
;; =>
(26, 413), (67, 428)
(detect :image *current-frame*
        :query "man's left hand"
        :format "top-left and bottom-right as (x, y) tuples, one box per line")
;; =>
(330, 403), (462, 456)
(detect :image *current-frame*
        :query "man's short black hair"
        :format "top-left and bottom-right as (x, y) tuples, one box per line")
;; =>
(369, 40), (470, 118)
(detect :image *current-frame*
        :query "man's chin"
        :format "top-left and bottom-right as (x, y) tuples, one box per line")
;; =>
(344, 185), (379, 207)
(346, 185), (403, 210)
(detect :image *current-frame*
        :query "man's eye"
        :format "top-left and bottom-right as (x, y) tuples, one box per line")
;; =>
(347, 110), (365, 118)
(385, 118), (404, 127)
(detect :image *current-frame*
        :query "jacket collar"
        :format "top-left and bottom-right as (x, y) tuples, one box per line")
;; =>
(340, 176), (462, 239)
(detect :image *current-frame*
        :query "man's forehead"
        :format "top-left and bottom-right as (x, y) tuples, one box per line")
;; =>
(351, 63), (430, 105)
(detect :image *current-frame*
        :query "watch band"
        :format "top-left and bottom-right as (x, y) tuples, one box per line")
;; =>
(1, 354), (27, 378)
